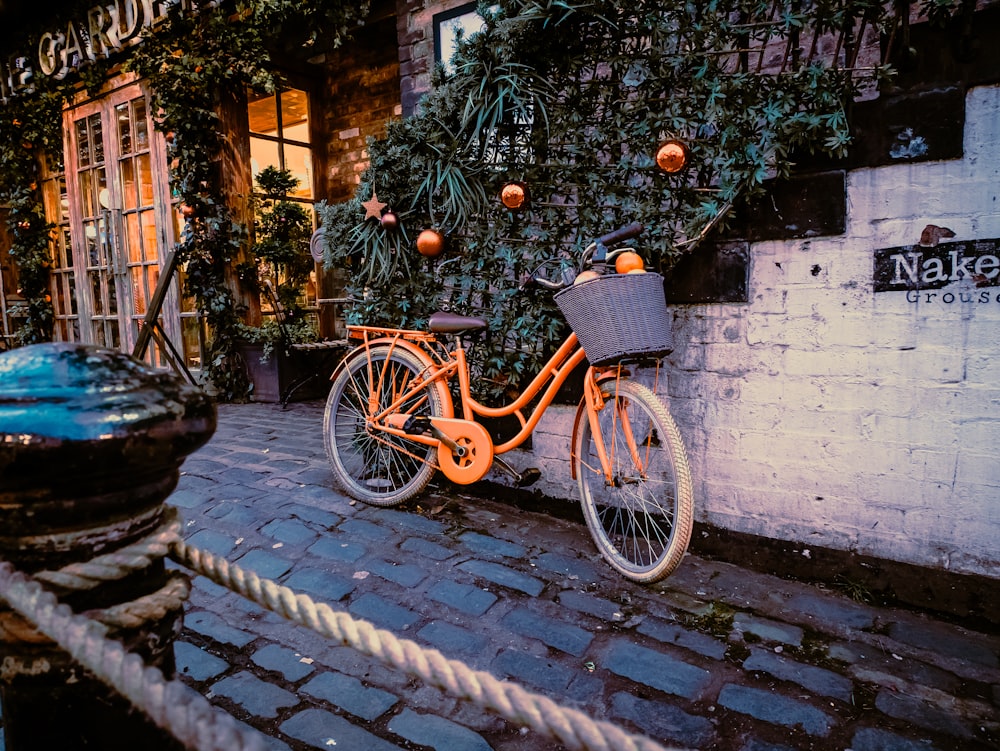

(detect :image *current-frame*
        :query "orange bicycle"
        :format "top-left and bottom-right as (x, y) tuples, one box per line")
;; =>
(323, 223), (693, 582)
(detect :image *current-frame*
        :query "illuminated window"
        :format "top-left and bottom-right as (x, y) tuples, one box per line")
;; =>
(247, 86), (317, 313)
(248, 87), (313, 200)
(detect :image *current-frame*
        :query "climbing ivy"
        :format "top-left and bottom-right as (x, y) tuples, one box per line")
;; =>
(0, 0), (368, 399)
(317, 0), (969, 401)
(125, 0), (369, 399)
(0, 0), (974, 393)
(0, 80), (64, 345)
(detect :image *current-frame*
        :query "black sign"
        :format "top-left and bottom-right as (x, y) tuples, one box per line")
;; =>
(874, 238), (1000, 294)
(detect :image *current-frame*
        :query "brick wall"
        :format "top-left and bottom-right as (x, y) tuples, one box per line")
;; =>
(319, 10), (403, 203)
(395, 0), (475, 116)
(505, 85), (1000, 580)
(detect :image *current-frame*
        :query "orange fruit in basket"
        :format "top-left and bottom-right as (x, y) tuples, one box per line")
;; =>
(615, 251), (644, 274)
(574, 269), (601, 284)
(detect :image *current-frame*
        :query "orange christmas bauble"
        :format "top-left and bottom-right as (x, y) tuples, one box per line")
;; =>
(655, 140), (688, 173)
(416, 229), (445, 257)
(574, 269), (601, 284)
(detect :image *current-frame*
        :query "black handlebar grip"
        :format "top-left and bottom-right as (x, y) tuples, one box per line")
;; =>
(596, 222), (644, 247)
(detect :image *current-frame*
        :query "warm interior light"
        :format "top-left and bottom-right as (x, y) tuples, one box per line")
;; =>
(500, 182), (528, 210)
(655, 140), (688, 173)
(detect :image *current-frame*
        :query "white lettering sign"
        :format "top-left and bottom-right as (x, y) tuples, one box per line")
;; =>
(1, 0), (222, 100)
(875, 238), (1000, 299)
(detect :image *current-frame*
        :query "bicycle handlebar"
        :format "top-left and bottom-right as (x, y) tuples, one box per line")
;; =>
(596, 221), (644, 248)
(520, 223), (646, 291)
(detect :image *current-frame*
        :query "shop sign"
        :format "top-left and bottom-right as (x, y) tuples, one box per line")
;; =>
(1, 0), (220, 99)
(874, 236), (1000, 304)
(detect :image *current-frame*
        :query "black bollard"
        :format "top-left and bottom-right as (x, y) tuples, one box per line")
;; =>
(0, 342), (216, 750)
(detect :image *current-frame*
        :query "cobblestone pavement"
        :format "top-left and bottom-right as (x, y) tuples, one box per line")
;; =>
(169, 401), (1000, 751)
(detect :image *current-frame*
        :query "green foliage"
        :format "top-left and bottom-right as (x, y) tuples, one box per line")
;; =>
(0, 0), (367, 399)
(0, 0), (966, 400)
(319, 0), (925, 398)
(119, 1), (367, 398)
(251, 167), (315, 315)
(124, 6), (271, 398)
(235, 316), (319, 362)
(0, 79), (65, 344)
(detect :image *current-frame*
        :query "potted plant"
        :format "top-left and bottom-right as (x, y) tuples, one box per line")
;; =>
(237, 167), (325, 402)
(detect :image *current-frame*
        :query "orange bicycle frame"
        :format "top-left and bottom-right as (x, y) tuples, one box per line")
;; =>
(344, 324), (636, 485)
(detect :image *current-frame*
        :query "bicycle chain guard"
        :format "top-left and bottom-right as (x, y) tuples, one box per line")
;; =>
(431, 417), (495, 485)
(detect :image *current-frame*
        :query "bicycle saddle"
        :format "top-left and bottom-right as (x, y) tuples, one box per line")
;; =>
(428, 311), (487, 334)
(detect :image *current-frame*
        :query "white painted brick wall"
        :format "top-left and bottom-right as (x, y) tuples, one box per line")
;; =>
(500, 85), (1000, 579)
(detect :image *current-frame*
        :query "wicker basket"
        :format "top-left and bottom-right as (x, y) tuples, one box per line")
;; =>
(555, 271), (673, 366)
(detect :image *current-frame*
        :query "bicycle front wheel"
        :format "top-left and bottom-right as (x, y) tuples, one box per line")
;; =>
(324, 345), (447, 507)
(574, 378), (693, 583)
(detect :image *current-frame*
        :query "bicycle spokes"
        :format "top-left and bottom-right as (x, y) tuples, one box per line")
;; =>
(325, 346), (446, 506)
(575, 379), (693, 582)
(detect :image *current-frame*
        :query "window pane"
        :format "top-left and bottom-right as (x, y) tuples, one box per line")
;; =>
(126, 212), (141, 263)
(97, 168), (108, 212)
(133, 98), (148, 149)
(91, 275), (104, 315)
(279, 88), (309, 137)
(107, 272), (117, 315)
(248, 92), (278, 135)
(121, 158), (137, 210)
(283, 121), (310, 143)
(131, 266), (146, 315)
(61, 228), (73, 268)
(141, 211), (157, 261)
(250, 136), (280, 176)
(181, 316), (202, 368)
(117, 102), (131, 154)
(85, 221), (100, 265)
(284, 143), (313, 198)
(137, 153), (153, 206)
(76, 120), (90, 166)
(79, 171), (94, 216)
(91, 115), (104, 163)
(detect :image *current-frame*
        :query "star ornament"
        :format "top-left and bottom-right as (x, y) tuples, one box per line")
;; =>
(361, 191), (387, 221)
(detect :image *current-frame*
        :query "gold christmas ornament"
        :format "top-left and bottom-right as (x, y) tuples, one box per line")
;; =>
(361, 190), (388, 220)
(416, 228), (446, 257)
(655, 140), (688, 173)
(500, 182), (529, 210)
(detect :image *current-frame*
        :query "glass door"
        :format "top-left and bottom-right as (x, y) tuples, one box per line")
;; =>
(64, 83), (179, 365)
(73, 111), (121, 349)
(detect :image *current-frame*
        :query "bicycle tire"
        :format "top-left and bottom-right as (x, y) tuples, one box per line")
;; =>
(324, 345), (447, 506)
(574, 378), (693, 582)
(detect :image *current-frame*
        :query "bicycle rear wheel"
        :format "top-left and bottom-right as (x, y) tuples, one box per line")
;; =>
(324, 345), (447, 506)
(574, 378), (693, 582)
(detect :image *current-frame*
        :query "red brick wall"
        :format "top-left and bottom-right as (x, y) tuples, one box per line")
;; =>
(395, 0), (470, 117)
(318, 8), (403, 204)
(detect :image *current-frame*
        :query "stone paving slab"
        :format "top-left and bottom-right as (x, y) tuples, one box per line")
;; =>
(166, 401), (1000, 751)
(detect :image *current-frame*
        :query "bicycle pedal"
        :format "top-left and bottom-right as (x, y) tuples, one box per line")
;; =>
(516, 468), (541, 487)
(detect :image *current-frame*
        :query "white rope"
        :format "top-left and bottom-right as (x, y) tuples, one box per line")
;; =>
(0, 561), (266, 751)
(171, 538), (686, 751)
